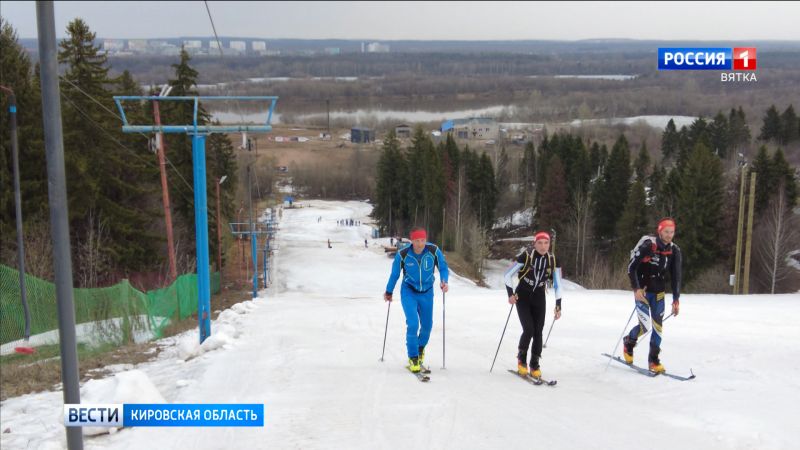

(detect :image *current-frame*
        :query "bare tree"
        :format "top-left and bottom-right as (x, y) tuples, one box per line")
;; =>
(569, 189), (592, 277)
(75, 209), (112, 288)
(755, 187), (799, 294)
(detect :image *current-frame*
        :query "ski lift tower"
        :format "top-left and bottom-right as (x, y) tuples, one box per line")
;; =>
(113, 96), (278, 344)
(229, 219), (271, 297)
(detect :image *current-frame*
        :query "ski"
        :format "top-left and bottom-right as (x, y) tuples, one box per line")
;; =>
(602, 353), (696, 381)
(408, 366), (430, 382)
(507, 370), (557, 386)
(532, 376), (558, 386)
(420, 365), (431, 374)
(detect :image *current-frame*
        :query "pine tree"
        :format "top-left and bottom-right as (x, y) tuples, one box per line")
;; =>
(634, 142), (650, 182)
(759, 105), (782, 142)
(676, 143), (724, 281)
(537, 155), (568, 233)
(615, 180), (649, 264)
(780, 105), (799, 144)
(661, 119), (679, 163)
(591, 135), (632, 240)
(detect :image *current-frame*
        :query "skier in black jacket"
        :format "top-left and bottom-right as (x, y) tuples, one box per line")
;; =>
(503, 231), (563, 379)
(623, 218), (683, 373)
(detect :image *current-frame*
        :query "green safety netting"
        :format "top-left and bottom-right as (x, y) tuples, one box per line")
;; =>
(0, 264), (219, 346)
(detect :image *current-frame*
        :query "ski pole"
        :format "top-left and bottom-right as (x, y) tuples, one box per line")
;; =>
(442, 290), (446, 369)
(380, 301), (391, 362)
(605, 305), (636, 371)
(490, 304), (515, 373)
(543, 316), (556, 348)
(633, 312), (674, 341)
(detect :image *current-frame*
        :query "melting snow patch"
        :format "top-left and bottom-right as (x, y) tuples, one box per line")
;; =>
(80, 369), (165, 436)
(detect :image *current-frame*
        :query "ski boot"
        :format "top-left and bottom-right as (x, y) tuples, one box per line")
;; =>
(418, 346), (426, 366)
(408, 357), (421, 373)
(529, 358), (541, 379)
(648, 344), (665, 374)
(623, 336), (636, 364)
(517, 358), (529, 376)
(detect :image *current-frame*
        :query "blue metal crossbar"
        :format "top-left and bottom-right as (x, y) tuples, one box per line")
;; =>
(113, 95), (278, 134)
(111, 95), (278, 344)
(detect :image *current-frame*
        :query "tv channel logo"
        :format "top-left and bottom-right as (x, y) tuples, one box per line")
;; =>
(658, 47), (756, 71)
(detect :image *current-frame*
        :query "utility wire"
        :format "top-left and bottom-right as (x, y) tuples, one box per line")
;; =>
(60, 77), (195, 193)
(60, 92), (195, 206)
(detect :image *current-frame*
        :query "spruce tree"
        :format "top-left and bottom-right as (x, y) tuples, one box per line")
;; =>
(59, 18), (158, 271)
(780, 105), (798, 144)
(634, 142), (650, 182)
(163, 48), (210, 235)
(728, 106), (751, 151)
(770, 148), (798, 210)
(1, 19), (47, 251)
(519, 141), (536, 207)
(373, 130), (407, 235)
(750, 145), (772, 214)
(661, 119), (679, 163)
(759, 105), (782, 142)
(537, 155), (568, 233)
(709, 111), (730, 158)
(615, 180), (649, 264)
(591, 135), (631, 239)
(676, 143), (724, 281)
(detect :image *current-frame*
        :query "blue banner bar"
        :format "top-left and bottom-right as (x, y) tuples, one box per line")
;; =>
(123, 404), (264, 427)
(658, 47), (732, 70)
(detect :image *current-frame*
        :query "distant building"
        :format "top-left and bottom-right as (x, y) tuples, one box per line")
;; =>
(102, 39), (124, 52)
(324, 47), (341, 55)
(183, 40), (202, 49)
(229, 41), (246, 53)
(366, 42), (390, 53)
(441, 118), (499, 140)
(361, 42), (366, 53)
(128, 39), (148, 52)
(351, 127), (374, 144)
(252, 41), (267, 54)
(209, 40), (222, 52)
(395, 124), (412, 139)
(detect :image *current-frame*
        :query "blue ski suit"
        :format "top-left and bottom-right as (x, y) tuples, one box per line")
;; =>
(385, 243), (449, 358)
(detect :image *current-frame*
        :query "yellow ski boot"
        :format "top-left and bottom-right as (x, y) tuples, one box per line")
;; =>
(517, 359), (529, 376)
(408, 357), (421, 373)
(649, 361), (666, 374)
(623, 336), (635, 364)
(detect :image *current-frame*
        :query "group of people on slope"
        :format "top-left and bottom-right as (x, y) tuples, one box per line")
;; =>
(383, 217), (682, 379)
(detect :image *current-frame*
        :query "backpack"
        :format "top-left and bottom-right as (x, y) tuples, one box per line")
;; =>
(630, 235), (672, 263)
(518, 249), (556, 285)
(399, 244), (440, 273)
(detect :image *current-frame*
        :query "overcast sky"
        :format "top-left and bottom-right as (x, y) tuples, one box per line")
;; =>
(2, 1), (799, 41)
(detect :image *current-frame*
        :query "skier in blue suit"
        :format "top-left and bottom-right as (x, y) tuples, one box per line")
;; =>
(384, 228), (449, 373)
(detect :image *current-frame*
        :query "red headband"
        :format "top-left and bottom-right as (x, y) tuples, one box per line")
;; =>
(534, 231), (550, 242)
(410, 229), (427, 241)
(658, 218), (676, 233)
